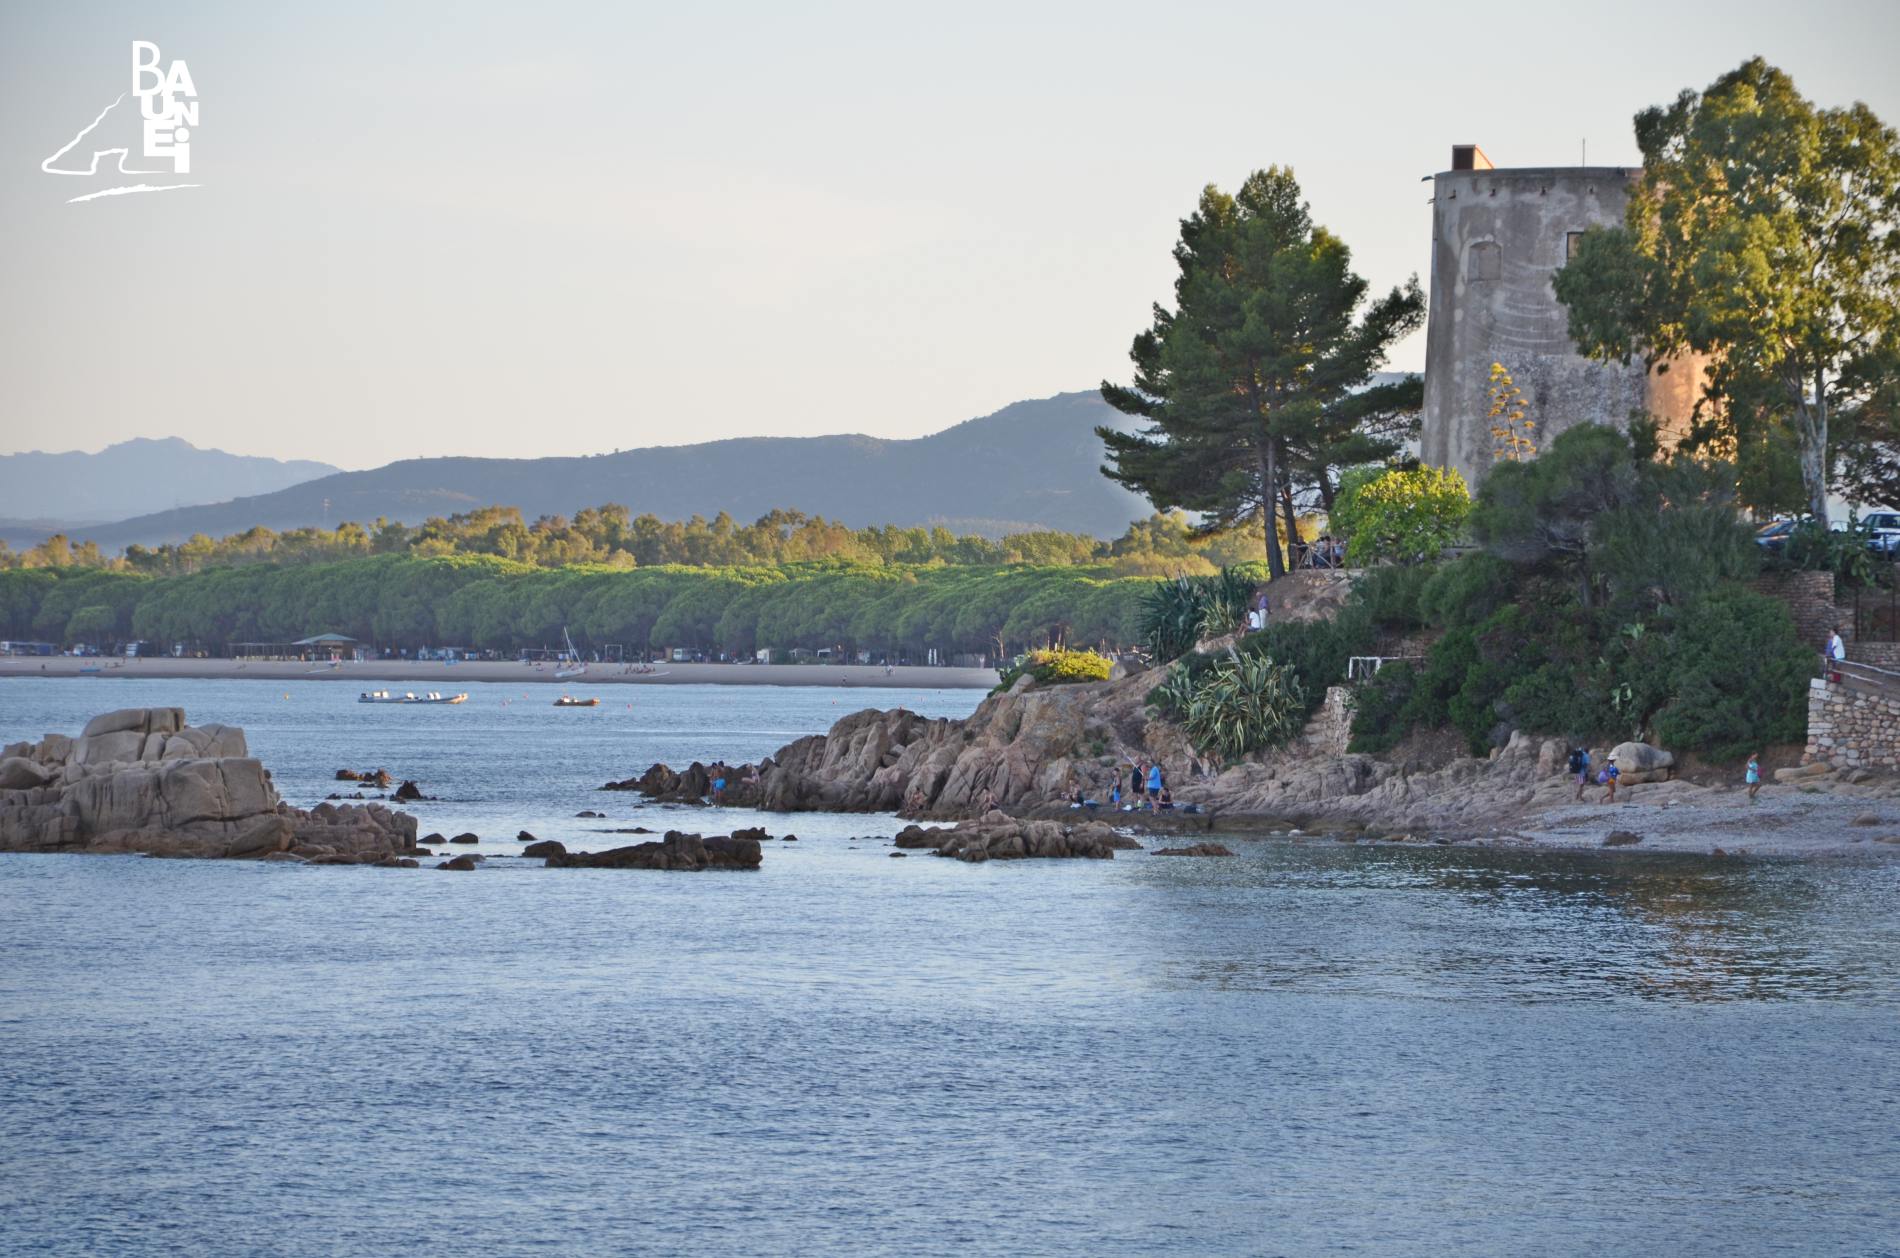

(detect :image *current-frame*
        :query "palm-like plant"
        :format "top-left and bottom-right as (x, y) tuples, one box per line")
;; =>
(1181, 650), (1306, 763)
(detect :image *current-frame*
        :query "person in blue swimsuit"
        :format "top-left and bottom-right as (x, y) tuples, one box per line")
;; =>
(1745, 753), (1760, 804)
(1146, 762), (1163, 810)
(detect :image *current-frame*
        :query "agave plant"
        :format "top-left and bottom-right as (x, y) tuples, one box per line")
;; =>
(1181, 650), (1306, 763)
(1140, 568), (1261, 662)
(1140, 575), (1210, 662)
(1149, 660), (1198, 719)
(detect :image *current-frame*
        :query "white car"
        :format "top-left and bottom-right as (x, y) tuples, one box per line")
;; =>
(1860, 511), (1900, 555)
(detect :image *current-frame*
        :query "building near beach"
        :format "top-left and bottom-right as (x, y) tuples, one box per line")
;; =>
(1418, 144), (1701, 488)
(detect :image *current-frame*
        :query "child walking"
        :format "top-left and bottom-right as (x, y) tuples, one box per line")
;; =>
(1746, 752), (1761, 804)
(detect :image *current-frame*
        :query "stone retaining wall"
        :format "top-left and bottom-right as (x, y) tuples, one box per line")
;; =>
(1754, 570), (1843, 650)
(1301, 685), (1354, 755)
(1803, 677), (1900, 771)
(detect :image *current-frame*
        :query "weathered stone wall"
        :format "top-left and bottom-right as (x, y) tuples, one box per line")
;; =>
(1803, 678), (1900, 771)
(1752, 570), (1845, 653)
(1300, 685), (1354, 755)
(1419, 164), (1700, 489)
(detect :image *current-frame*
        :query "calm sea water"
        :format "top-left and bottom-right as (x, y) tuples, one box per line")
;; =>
(2, 677), (1898, 1257)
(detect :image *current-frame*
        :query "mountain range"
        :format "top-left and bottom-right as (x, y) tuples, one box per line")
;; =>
(0, 438), (341, 544)
(8, 392), (1158, 550)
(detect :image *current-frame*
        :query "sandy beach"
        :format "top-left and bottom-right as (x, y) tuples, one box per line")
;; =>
(0, 656), (997, 690)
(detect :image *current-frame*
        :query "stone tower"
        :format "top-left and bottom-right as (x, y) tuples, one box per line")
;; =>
(1418, 145), (1698, 488)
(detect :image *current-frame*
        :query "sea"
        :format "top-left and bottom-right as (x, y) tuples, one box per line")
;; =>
(2, 677), (1897, 1257)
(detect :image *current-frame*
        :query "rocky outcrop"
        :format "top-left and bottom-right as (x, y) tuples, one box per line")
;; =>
(619, 670), (1192, 820)
(892, 812), (1136, 862)
(521, 839), (567, 858)
(1609, 742), (1675, 784)
(1153, 842), (1236, 857)
(545, 831), (763, 871)
(1, 708), (417, 861)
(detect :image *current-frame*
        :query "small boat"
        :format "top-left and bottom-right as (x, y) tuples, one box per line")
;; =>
(359, 690), (468, 705)
(412, 691), (468, 704)
(359, 690), (406, 703)
(554, 695), (600, 708)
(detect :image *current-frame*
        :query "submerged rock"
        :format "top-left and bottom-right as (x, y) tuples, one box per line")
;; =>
(545, 831), (762, 871)
(1152, 842), (1236, 857)
(438, 854), (480, 871)
(892, 812), (1128, 862)
(1602, 830), (1643, 847)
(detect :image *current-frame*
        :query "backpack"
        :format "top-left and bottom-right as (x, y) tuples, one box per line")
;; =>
(1566, 749), (1584, 774)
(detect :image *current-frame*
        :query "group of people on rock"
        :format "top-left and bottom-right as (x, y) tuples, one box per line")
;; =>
(1068, 760), (1187, 813)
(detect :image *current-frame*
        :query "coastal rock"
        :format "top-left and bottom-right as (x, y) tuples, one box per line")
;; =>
(1609, 742), (1675, 784)
(545, 831), (762, 871)
(521, 839), (567, 858)
(392, 780), (424, 801)
(0, 757), (52, 791)
(892, 813), (1124, 862)
(1152, 842), (1236, 857)
(449, 833), (480, 845)
(1602, 830), (1643, 847)
(0, 709), (417, 862)
(438, 854), (480, 871)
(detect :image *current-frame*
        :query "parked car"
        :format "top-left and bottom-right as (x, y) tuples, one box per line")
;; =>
(1754, 518), (1801, 552)
(1859, 511), (1900, 555)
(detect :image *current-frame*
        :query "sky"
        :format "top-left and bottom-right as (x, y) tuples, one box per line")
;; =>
(2, 0), (1896, 470)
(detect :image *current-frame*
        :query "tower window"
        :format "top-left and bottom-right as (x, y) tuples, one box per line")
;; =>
(1468, 241), (1501, 281)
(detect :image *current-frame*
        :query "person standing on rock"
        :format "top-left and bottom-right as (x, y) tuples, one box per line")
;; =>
(1599, 758), (1620, 804)
(1827, 626), (1847, 682)
(1146, 761), (1164, 811)
(1746, 753), (1761, 804)
(1569, 745), (1591, 802)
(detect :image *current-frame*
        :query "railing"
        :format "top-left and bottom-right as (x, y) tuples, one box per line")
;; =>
(1820, 652), (1900, 697)
(1347, 655), (1423, 682)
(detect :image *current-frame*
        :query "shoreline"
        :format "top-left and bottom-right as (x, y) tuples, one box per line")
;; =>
(0, 658), (998, 690)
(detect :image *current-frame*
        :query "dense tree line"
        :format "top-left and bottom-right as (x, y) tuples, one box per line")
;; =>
(0, 506), (1273, 578)
(0, 556), (1152, 660)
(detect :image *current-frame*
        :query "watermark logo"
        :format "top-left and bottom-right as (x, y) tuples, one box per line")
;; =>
(41, 41), (201, 203)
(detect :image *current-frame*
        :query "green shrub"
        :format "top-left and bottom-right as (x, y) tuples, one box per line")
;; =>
(1331, 466), (1471, 565)
(995, 646), (1114, 691)
(1347, 661), (1416, 755)
(1179, 651), (1307, 763)
(1418, 553), (1516, 629)
(1649, 589), (1811, 758)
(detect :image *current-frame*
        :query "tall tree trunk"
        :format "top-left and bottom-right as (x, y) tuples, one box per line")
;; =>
(1808, 368), (1831, 525)
(1795, 366), (1830, 526)
(1316, 469), (1337, 513)
(1258, 441), (1285, 579)
(1279, 483), (1300, 566)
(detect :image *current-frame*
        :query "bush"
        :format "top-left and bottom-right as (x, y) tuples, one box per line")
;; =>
(1331, 466), (1471, 565)
(1649, 589), (1811, 758)
(995, 646), (1113, 691)
(1179, 651), (1307, 763)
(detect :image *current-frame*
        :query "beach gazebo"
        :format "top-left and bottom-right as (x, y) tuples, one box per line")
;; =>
(293, 633), (361, 662)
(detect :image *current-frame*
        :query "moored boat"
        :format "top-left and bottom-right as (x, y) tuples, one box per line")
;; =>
(553, 695), (600, 707)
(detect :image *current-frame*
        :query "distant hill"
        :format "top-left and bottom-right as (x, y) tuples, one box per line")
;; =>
(0, 438), (340, 543)
(62, 392), (1157, 549)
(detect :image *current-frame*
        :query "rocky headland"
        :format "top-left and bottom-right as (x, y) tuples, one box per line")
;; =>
(618, 669), (1900, 859)
(0, 708), (418, 862)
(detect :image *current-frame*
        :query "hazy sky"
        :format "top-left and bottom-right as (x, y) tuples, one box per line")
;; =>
(2, 1), (1896, 469)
